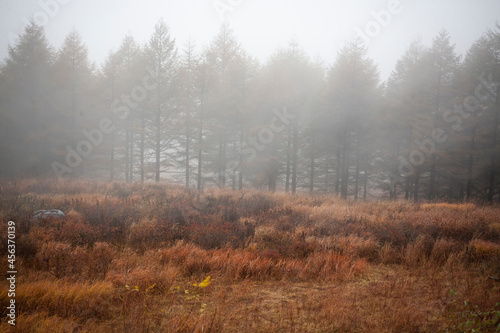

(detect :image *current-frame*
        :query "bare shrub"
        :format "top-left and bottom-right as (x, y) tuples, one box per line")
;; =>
(379, 242), (400, 265)
(403, 234), (434, 267)
(87, 242), (115, 280)
(468, 239), (500, 261)
(430, 238), (461, 265)
(35, 241), (73, 278)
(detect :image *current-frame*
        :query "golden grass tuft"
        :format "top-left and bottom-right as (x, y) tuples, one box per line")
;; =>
(0, 312), (82, 333)
(0, 280), (113, 321)
(420, 202), (476, 211)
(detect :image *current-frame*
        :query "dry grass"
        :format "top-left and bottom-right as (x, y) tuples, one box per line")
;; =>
(0, 178), (499, 332)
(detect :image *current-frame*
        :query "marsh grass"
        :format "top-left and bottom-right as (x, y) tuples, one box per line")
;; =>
(0, 178), (499, 332)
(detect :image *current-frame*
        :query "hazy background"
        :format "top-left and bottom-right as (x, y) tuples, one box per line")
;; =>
(1, 0), (499, 80)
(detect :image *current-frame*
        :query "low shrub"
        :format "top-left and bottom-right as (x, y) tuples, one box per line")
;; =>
(468, 239), (500, 261)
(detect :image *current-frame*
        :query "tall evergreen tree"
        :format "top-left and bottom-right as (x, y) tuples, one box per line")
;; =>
(0, 20), (54, 176)
(203, 23), (246, 188)
(425, 30), (461, 199)
(325, 39), (379, 199)
(384, 37), (428, 199)
(145, 19), (178, 182)
(52, 29), (96, 176)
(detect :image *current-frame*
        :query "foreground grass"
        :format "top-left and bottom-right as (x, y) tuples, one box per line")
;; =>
(0, 178), (499, 332)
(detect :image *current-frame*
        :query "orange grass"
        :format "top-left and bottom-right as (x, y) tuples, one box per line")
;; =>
(0, 178), (499, 332)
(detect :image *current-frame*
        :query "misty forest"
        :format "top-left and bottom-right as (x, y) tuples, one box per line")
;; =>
(2, 3), (500, 331)
(1, 19), (500, 201)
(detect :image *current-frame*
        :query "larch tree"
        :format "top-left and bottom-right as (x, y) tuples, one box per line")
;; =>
(114, 36), (143, 182)
(326, 39), (379, 199)
(52, 29), (96, 176)
(203, 23), (246, 188)
(145, 19), (178, 182)
(424, 30), (461, 199)
(1, 20), (54, 176)
(101, 50), (120, 180)
(384, 37), (428, 199)
(486, 26), (500, 202)
(176, 41), (199, 188)
(253, 40), (320, 192)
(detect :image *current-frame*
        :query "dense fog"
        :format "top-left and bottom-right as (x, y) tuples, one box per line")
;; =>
(1, 1), (499, 201)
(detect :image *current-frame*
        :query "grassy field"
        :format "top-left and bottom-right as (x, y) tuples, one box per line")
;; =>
(1, 178), (499, 332)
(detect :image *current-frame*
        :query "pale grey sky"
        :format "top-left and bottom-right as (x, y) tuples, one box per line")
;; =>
(1, 0), (499, 80)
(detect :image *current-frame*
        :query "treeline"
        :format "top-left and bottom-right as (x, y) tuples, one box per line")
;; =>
(0, 19), (499, 201)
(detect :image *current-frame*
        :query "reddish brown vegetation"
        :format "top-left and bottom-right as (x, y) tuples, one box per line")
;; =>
(0, 178), (499, 332)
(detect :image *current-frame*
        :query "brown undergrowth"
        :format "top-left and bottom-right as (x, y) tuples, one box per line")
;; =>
(0, 178), (499, 332)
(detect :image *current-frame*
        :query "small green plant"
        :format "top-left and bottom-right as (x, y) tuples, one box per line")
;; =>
(453, 301), (500, 332)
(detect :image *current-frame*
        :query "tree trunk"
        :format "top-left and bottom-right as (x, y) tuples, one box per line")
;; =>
(488, 89), (499, 202)
(125, 127), (130, 182)
(405, 178), (411, 200)
(239, 126), (244, 190)
(140, 107), (145, 183)
(429, 69), (443, 200)
(110, 77), (116, 181)
(340, 129), (349, 199)
(363, 158), (368, 200)
(466, 126), (476, 199)
(185, 116), (190, 188)
(218, 137), (227, 188)
(285, 125), (291, 192)
(335, 143), (341, 195)
(414, 173), (420, 202)
(292, 126), (298, 194)
(488, 158), (497, 202)
(129, 126), (134, 182)
(197, 82), (204, 191)
(429, 155), (436, 199)
(390, 166), (397, 200)
(71, 55), (76, 130)
(309, 132), (315, 193)
(354, 145), (360, 200)
(155, 97), (161, 182)
(232, 142), (236, 190)
(405, 126), (412, 199)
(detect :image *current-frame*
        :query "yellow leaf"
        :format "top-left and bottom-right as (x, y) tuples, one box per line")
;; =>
(198, 276), (211, 288)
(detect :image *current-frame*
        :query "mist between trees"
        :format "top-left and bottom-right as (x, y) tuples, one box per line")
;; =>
(1, 19), (499, 202)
